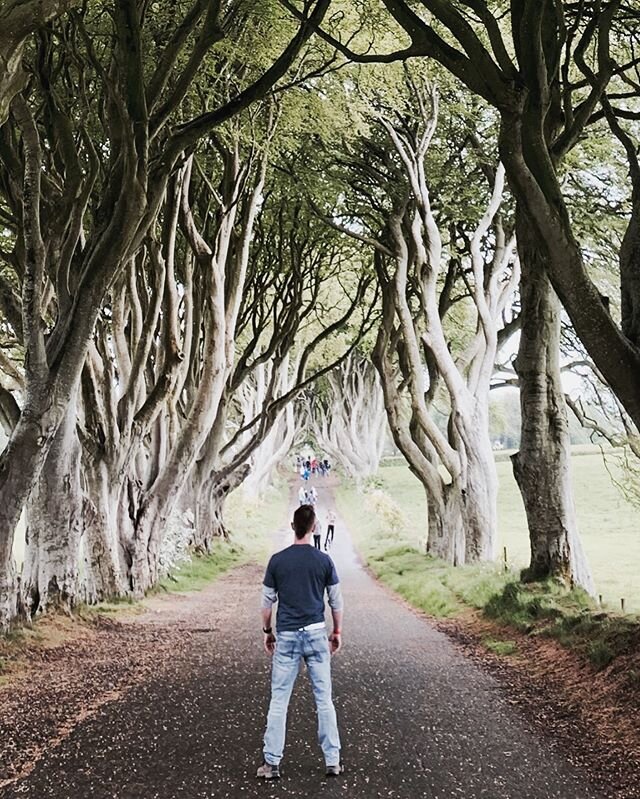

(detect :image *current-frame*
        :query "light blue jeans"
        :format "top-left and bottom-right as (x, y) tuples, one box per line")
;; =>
(263, 629), (341, 766)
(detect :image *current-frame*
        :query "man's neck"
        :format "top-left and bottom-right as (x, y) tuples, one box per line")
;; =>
(293, 534), (313, 546)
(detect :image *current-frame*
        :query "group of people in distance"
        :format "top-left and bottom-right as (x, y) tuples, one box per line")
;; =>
(299, 484), (317, 507)
(296, 454), (337, 552)
(296, 454), (331, 481)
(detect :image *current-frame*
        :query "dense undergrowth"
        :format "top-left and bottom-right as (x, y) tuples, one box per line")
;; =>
(337, 480), (640, 670)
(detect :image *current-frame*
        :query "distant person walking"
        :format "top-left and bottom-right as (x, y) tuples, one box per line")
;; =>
(258, 505), (344, 780)
(313, 519), (322, 550)
(324, 509), (336, 550)
(298, 486), (306, 506)
(309, 486), (318, 506)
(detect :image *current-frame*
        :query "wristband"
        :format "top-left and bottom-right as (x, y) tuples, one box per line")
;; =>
(263, 627), (273, 634)
(333, 629), (341, 635)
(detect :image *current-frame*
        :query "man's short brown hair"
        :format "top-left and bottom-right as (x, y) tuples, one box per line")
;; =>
(293, 504), (316, 539)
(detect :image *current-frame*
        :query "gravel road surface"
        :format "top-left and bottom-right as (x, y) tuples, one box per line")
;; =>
(2, 493), (604, 799)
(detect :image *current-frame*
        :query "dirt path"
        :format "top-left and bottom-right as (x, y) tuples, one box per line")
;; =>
(1, 480), (607, 798)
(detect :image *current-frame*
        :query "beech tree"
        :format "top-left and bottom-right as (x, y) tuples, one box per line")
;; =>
(511, 212), (594, 591)
(318, 77), (519, 563)
(287, 1), (640, 429)
(206, 183), (375, 529)
(9, 96), (373, 612)
(276, 0), (637, 588)
(5, 1), (636, 626)
(237, 360), (298, 499)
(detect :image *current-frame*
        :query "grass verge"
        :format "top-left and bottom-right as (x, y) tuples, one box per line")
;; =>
(157, 540), (245, 593)
(156, 476), (289, 593)
(336, 477), (640, 670)
(374, 454), (640, 612)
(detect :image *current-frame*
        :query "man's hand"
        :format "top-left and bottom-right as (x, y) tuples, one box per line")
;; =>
(264, 632), (276, 656)
(329, 631), (342, 655)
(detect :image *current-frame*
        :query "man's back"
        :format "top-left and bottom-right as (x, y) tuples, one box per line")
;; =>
(264, 545), (338, 632)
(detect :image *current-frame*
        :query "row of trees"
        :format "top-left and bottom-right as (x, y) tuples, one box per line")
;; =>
(0, 0), (382, 627)
(296, 0), (640, 592)
(1, 0), (639, 629)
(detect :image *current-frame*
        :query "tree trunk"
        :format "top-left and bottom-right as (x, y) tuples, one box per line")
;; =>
(620, 184), (640, 346)
(498, 112), (640, 431)
(426, 485), (464, 564)
(242, 403), (294, 498)
(0, 552), (18, 631)
(424, 425), (497, 566)
(511, 212), (594, 594)
(21, 398), (83, 615)
(81, 460), (128, 602)
(193, 463), (251, 552)
(193, 483), (227, 552)
(459, 417), (499, 563)
(0, 390), (65, 628)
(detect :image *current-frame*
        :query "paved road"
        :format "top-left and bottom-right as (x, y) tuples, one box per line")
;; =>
(3, 491), (603, 799)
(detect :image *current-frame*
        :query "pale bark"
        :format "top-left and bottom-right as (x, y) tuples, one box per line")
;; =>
(511, 213), (595, 594)
(130, 148), (264, 594)
(0, 0), (332, 627)
(426, 488), (464, 564)
(340, 87), (517, 564)
(22, 394), (83, 614)
(310, 1), (640, 432)
(0, 70), (148, 627)
(241, 362), (297, 498)
(80, 460), (128, 602)
(193, 463), (251, 551)
(307, 355), (387, 482)
(185, 196), (375, 550)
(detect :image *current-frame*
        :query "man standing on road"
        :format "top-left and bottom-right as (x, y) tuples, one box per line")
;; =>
(257, 504), (344, 780)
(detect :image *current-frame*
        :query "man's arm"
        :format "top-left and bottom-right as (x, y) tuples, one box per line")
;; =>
(261, 584), (277, 655)
(329, 608), (343, 654)
(327, 583), (343, 655)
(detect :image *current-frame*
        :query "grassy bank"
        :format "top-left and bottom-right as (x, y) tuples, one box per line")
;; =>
(336, 462), (640, 668)
(157, 478), (289, 593)
(367, 450), (640, 612)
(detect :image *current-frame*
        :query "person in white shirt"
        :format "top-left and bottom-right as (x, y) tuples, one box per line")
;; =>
(324, 509), (336, 550)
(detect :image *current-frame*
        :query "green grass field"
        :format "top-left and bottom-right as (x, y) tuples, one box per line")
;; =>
(339, 449), (640, 613)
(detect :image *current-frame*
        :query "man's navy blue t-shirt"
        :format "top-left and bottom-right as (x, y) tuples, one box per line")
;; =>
(263, 544), (339, 632)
